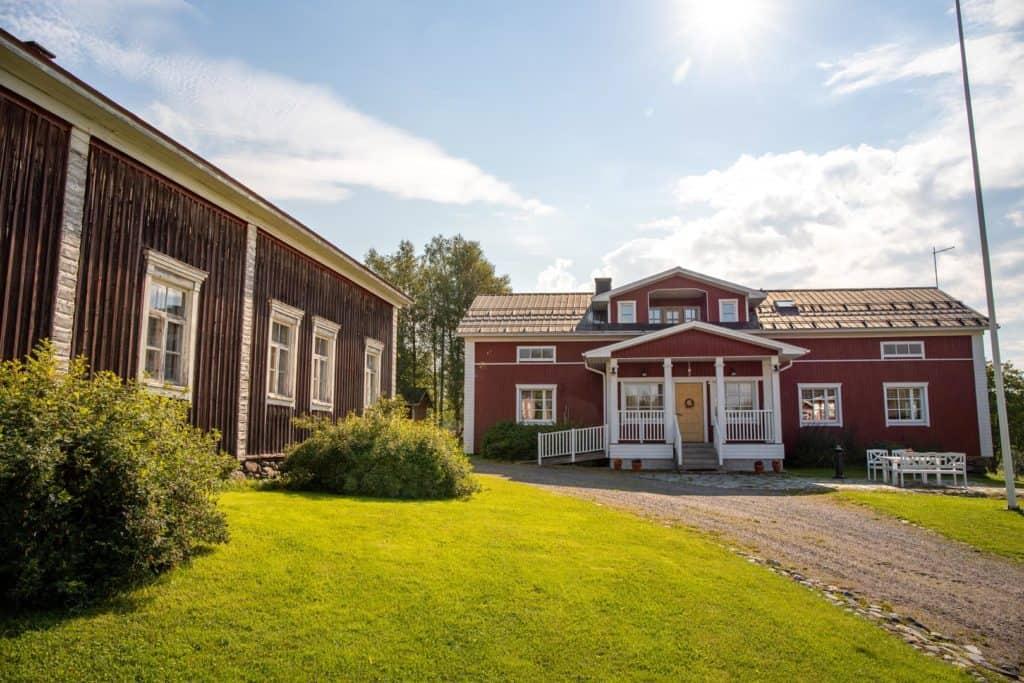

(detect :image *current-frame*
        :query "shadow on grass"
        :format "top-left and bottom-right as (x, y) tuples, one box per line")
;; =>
(0, 545), (218, 639)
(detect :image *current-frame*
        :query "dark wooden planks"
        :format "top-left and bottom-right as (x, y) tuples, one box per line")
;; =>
(248, 230), (394, 455)
(73, 141), (247, 453)
(0, 86), (69, 360)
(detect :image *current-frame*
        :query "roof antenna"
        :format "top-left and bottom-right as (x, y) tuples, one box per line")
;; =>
(931, 245), (954, 288)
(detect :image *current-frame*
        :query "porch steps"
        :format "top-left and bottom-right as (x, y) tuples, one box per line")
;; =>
(679, 444), (720, 471)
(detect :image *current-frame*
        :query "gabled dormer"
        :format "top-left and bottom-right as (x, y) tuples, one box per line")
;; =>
(590, 267), (765, 327)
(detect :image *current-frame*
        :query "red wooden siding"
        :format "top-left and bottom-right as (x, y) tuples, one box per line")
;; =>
(610, 274), (750, 324)
(0, 86), (69, 360)
(73, 141), (248, 454)
(613, 329), (772, 358)
(247, 230), (394, 455)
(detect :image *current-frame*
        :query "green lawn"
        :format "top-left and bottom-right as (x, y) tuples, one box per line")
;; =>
(835, 490), (1024, 562)
(0, 477), (962, 681)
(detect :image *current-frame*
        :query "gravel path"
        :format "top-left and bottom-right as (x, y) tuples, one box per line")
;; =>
(475, 461), (1024, 673)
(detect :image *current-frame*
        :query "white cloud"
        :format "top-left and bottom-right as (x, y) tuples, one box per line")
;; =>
(636, 216), (683, 232)
(535, 258), (590, 292)
(0, 0), (553, 213)
(672, 58), (693, 84)
(1007, 209), (1024, 228)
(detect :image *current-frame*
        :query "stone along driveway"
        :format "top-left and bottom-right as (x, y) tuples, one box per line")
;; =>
(474, 461), (1024, 675)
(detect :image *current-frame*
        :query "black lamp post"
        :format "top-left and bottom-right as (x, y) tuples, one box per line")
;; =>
(832, 443), (846, 480)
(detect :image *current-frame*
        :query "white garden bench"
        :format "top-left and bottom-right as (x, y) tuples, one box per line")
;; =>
(894, 452), (967, 488)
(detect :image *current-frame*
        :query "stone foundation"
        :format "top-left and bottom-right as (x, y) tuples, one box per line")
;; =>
(240, 456), (283, 480)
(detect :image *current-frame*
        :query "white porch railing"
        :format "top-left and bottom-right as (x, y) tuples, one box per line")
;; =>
(724, 409), (774, 443)
(618, 410), (665, 443)
(537, 425), (607, 464)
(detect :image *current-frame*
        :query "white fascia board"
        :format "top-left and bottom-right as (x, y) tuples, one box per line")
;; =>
(582, 321), (809, 359)
(0, 34), (411, 309)
(591, 266), (765, 303)
(753, 327), (988, 338)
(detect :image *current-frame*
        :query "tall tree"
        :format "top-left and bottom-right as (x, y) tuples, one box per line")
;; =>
(366, 235), (509, 431)
(988, 361), (1024, 474)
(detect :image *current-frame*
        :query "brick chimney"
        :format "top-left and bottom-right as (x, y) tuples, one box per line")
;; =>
(594, 277), (612, 295)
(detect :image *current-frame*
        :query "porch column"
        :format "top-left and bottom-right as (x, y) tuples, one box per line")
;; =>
(761, 358), (773, 441)
(714, 357), (726, 447)
(608, 359), (619, 444)
(771, 356), (783, 444)
(663, 358), (674, 444)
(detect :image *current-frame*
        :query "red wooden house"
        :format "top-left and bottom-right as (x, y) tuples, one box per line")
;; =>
(458, 267), (992, 471)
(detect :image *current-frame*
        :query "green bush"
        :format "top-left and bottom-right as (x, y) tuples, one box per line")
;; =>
(280, 398), (479, 499)
(480, 420), (579, 461)
(0, 342), (234, 608)
(788, 427), (863, 468)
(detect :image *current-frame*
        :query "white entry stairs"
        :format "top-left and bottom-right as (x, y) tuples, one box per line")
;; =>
(679, 444), (720, 471)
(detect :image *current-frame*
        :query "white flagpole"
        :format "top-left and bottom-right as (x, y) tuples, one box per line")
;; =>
(954, 0), (1017, 509)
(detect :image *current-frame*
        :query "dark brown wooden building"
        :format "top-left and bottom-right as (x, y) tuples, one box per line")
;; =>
(0, 31), (409, 460)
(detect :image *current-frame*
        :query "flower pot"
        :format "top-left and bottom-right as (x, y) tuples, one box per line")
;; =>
(754, 460), (765, 474)
(771, 459), (782, 473)
(631, 459), (643, 471)
(613, 458), (622, 470)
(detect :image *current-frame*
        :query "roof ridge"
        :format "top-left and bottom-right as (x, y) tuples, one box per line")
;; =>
(764, 286), (943, 292)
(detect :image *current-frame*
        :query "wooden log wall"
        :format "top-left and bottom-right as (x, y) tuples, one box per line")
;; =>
(73, 141), (248, 453)
(248, 230), (394, 455)
(0, 86), (69, 361)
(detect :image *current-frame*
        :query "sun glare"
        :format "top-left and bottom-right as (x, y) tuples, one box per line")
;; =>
(675, 0), (776, 59)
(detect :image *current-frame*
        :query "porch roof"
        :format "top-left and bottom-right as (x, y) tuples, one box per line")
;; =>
(582, 321), (809, 360)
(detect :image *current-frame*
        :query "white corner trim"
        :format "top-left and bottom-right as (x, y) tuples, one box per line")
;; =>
(463, 340), (475, 454)
(972, 334), (994, 458)
(391, 307), (398, 398)
(51, 126), (91, 365)
(236, 224), (257, 458)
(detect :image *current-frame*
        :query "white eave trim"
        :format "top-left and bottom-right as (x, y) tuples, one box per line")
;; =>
(0, 32), (411, 310)
(591, 266), (764, 303)
(582, 321), (809, 359)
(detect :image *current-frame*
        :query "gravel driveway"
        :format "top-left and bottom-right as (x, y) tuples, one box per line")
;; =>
(475, 460), (1024, 673)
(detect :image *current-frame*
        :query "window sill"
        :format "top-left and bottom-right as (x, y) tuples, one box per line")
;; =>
(311, 401), (334, 412)
(519, 420), (556, 425)
(267, 395), (296, 408)
(885, 421), (930, 428)
(799, 422), (843, 428)
(140, 381), (192, 401)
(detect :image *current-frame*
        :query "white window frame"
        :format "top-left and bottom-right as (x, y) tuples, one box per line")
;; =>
(718, 298), (739, 323)
(137, 250), (207, 400)
(798, 383), (843, 427)
(621, 381), (665, 410)
(617, 300), (637, 324)
(683, 305), (701, 322)
(516, 384), (557, 424)
(723, 379), (758, 411)
(364, 337), (385, 409)
(516, 345), (556, 363)
(649, 308), (662, 324)
(310, 316), (341, 412)
(266, 300), (304, 408)
(883, 382), (930, 427)
(880, 340), (925, 360)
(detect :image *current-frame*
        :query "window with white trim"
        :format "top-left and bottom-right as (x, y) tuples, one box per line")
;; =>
(310, 317), (340, 411)
(799, 384), (842, 426)
(881, 341), (925, 359)
(649, 308), (661, 324)
(138, 250), (207, 398)
(517, 346), (556, 363)
(650, 307), (682, 325)
(364, 338), (385, 408)
(617, 300), (636, 324)
(517, 385), (555, 424)
(718, 299), (739, 323)
(724, 381), (756, 410)
(884, 383), (929, 426)
(683, 306), (700, 322)
(267, 300), (303, 407)
(622, 382), (664, 410)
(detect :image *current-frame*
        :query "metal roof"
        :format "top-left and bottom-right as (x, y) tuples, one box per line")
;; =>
(458, 287), (988, 336)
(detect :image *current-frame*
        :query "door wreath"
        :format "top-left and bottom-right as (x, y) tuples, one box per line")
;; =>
(684, 398), (695, 408)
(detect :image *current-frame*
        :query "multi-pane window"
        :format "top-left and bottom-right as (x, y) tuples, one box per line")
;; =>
(649, 308), (662, 324)
(364, 338), (384, 408)
(137, 250), (207, 399)
(799, 384), (842, 426)
(650, 307), (681, 325)
(884, 383), (929, 426)
(683, 306), (700, 322)
(881, 341), (925, 359)
(719, 299), (739, 323)
(267, 300), (303, 407)
(617, 301), (636, 324)
(517, 346), (556, 363)
(310, 317), (340, 411)
(724, 382), (756, 410)
(518, 385), (555, 423)
(622, 382), (664, 410)
(665, 309), (680, 324)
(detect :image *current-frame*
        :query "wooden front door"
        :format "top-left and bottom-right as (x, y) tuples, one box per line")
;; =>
(675, 383), (705, 443)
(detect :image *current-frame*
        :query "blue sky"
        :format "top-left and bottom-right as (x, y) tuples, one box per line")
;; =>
(3, 0), (1023, 361)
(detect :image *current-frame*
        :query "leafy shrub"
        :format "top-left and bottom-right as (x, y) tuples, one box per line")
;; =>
(280, 398), (479, 499)
(480, 420), (579, 461)
(0, 342), (234, 608)
(788, 427), (863, 468)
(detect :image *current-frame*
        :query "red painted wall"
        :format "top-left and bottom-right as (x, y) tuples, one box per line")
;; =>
(469, 333), (984, 460)
(609, 274), (749, 324)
